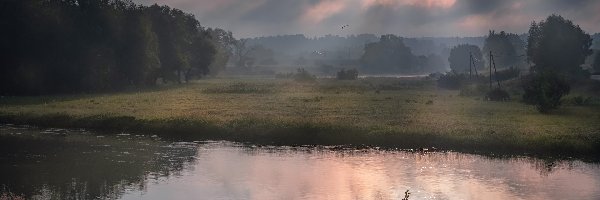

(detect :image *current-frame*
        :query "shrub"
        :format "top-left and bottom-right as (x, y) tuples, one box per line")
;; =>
(336, 68), (359, 80)
(293, 68), (317, 82)
(438, 73), (485, 90)
(428, 72), (444, 79)
(494, 67), (521, 81)
(437, 73), (466, 90)
(485, 88), (510, 101)
(565, 96), (595, 106)
(522, 71), (570, 113)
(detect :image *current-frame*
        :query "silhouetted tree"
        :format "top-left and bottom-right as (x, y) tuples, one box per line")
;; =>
(248, 45), (278, 66)
(527, 15), (592, 78)
(593, 52), (600, 73)
(360, 35), (418, 73)
(483, 31), (521, 69)
(187, 32), (216, 82)
(119, 7), (161, 86)
(417, 54), (447, 73)
(336, 69), (359, 80)
(232, 39), (257, 68)
(448, 44), (483, 73)
(522, 15), (591, 112)
(593, 33), (600, 49)
(0, 0), (218, 95)
(206, 28), (235, 75)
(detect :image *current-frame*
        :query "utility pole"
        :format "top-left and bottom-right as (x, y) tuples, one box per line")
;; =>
(491, 53), (500, 88)
(472, 54), (478, 76)
(489, 51), (492, 90)
(488, 51), (501, 89)
(469, 52), (472, 79)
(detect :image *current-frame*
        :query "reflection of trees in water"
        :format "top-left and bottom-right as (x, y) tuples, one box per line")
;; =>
(0, 129), (198, 199)
(530, 159), (580, 176)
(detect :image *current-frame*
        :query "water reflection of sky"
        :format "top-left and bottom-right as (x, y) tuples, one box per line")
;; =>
(122, 143), (600, 200)
(1, 125), (599, 200)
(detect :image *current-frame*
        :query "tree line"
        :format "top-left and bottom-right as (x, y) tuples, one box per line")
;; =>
(359, 35), (446, 74)
(0, 0), (234, 95)
(437, 15), (595, 113)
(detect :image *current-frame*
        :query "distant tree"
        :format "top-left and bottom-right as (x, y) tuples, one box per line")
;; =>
(591, 33), (600, 50)
(594, 52), (600, 73)
(232, 39), (257, 68)
(448, 44), (483, 73)
(187, 32), (216, 82)
(483, 31), (520, 69)
(527, 15), (592, 78)
(508, 34), (527, 62)
(248, 45), (277, 66)
(417, 54), (447, 73)
(293, 68), (316, 82)
(206, 28), (235, 75)
(360, 34), (418, 73)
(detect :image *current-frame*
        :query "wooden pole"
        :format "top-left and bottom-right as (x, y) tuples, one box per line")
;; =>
(489, 51), (492, 90)
(469, 52), (472, 79)
(473, 55), (478, 76)
(491, 53), (500, 88)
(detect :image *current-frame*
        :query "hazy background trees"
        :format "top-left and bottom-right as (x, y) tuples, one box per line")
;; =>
(483, 31), (526, 69)
(448, 44), (483, 73)
(594, 52), (600, 73)
(0, 0), (218, 95)
(360, 35), (416, 73)
(206, 28), (235, 76)
(359, 35), (447, 74)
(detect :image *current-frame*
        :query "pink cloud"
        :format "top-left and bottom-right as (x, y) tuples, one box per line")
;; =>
(301, 0), (347, 24)
(361, 0), (456, 9)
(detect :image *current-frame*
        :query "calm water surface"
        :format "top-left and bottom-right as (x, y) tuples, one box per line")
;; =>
(1, 125), (599, 200)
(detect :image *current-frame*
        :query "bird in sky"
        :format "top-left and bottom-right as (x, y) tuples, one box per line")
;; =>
(341, 24), (349, 29)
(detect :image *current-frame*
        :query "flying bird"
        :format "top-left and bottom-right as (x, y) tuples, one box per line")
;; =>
(341, 24), (349, 29)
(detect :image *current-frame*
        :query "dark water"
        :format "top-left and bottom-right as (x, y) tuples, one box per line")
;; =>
(1, 125), (599, 200)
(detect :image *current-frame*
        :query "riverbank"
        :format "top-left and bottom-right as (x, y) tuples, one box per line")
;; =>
(1, 78), (599, 160)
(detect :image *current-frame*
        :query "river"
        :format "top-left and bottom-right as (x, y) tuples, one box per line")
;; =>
(1, 125), (599, 200)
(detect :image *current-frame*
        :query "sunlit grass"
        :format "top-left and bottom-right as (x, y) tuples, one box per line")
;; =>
(1, 77), (599, 158)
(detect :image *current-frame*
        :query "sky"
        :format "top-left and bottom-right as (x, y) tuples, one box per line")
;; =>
(133, 0), (600, 38)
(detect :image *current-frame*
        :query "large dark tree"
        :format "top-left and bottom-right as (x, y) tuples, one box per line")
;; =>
(527, 15), (592, 78)
(0, 0), (218, 95)
(360, 35), (418, 73)
(522, 15), (591, 113)
(448, 44), (483, 73)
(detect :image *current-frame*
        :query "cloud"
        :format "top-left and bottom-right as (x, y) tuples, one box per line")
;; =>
(301, 0), (347, 24)
(133, 0), (600, 38)
(361, 0), (456, 9)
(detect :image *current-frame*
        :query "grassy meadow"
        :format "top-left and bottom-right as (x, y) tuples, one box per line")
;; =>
(1, 77), (600, 159)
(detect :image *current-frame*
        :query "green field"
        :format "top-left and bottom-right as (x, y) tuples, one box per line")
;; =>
(1, 78), (599, 159)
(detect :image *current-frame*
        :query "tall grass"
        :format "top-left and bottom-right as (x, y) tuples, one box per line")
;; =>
(1, 77), (599, 160)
